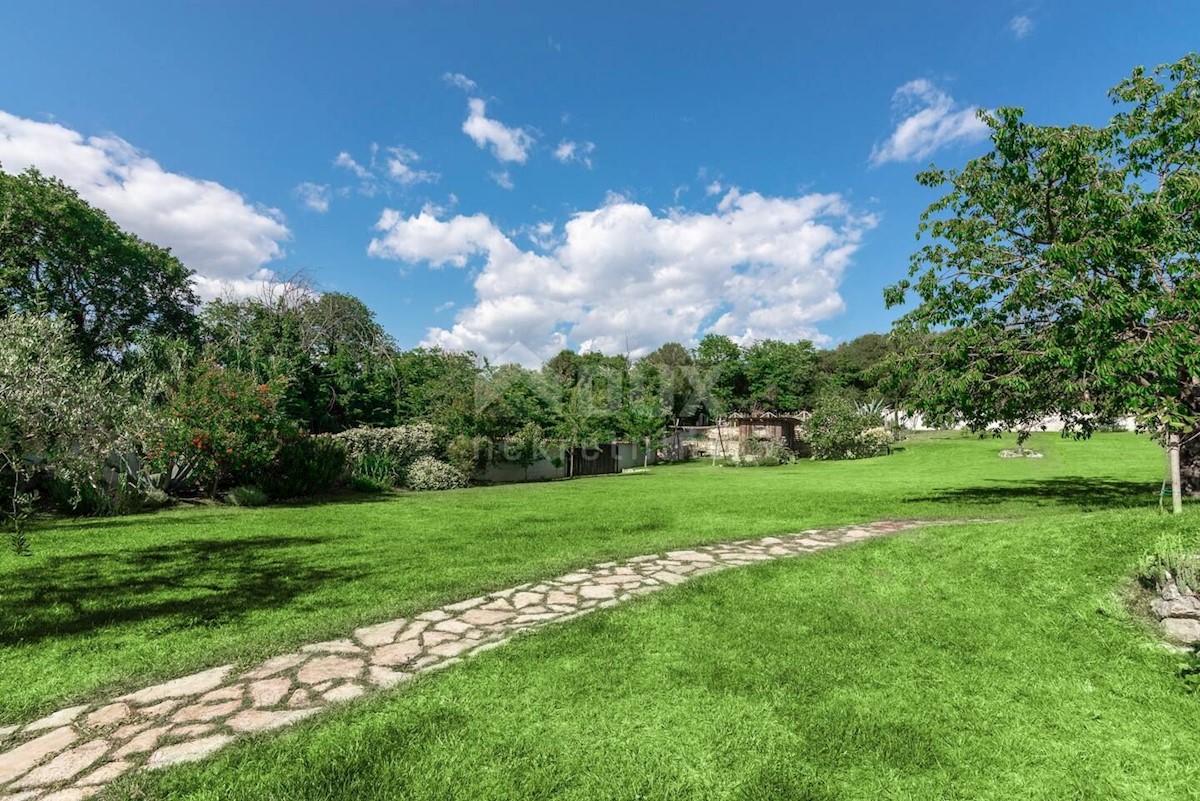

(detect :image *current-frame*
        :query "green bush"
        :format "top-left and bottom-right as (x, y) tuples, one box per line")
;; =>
(261, 436), (347, 499)
(404, 456), (468, 491)
(226, 485), (269, 507)
(807, 395), (892, 461)
(349, 476), (388, 494)
(146, 361), (296, 497)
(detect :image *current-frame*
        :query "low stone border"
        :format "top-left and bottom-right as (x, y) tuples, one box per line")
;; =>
(0, 519), (936, 800)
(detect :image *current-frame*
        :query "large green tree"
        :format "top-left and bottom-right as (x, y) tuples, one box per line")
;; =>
(744, 339), (818, 413)
(0, 168), (198, 360)
(886, 53), (1200, 512)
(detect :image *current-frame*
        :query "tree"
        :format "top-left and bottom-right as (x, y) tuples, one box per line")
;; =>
(506, 422), (546, 480)
(744, 339), (818, 413)
(885, 53), (1200, 513)
(0, 315), (139, 552)
(641, 342), (698, 421)
(0, 168), (198, 360)
(619, 396), (669, 467)
(693, 333), (747, 417)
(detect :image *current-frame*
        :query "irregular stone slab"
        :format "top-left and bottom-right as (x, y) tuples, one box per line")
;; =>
(371, 640), (422, 666)
(198, 685), (244, 704)
(286, 689), (313, 709)
(113, 725), (171, 759)
(110, 722), (150, 742)
(301, 639), (362, 654)
(145, 734), (233, 770)
(546, 590), (575, 605)
(249, 677), (293, 708)
(666, 550), (715, 563)
(241, 653), (306, 680)
(416, 609), (450, 622)
(12, 739), (110, 788)
(172, 699), (242, 723)
(118, 666), (234, 705)
(323, 684), (365, 703)
(432, 618), (472, 635)
(427, 639), (473, 658)
(397, 620), (430, 641)
(460, 608), (515, 626)
(1163, 617), (1200, 643)
(76, 759), (132, 786)
(84, 703), (132, 730)
(368, 666), (411, 688)
(558, 572), (591, 583)
(296, 656), (363, 685)
(354, 619), (407, 647)
(227, 708), (319, 733)
(24, 705), (88, 733)
(0, 726), (78, 784)
(512, 591), (544, 609)
(421, 630), (458, 646)
(139, 699), (183, 719)
(579, 584), (618, 600)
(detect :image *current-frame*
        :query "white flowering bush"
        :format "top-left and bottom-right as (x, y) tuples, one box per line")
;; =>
(404, 456), (467, 491)
(333, 423), (444, 487)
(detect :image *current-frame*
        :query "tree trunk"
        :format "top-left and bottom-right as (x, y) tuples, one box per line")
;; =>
(643, 437), (649, 468)
(1168, 430), (1183, 515)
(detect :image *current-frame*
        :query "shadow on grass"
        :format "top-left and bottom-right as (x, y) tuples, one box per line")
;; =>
(908, 477), (1159, 511)
(0, 535), (353, 646)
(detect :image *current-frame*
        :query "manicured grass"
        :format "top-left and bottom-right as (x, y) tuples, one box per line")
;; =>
(117, 510), (1200, 800)
(0, 432), (1166, 723)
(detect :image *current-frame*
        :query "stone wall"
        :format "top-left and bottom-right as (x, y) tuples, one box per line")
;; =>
(1151, 580), (1200, 643)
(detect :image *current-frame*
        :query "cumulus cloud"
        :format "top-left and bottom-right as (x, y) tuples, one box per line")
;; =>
(869, 79), (989, 165)
(705, 180), (723, 196)
(442, 72), (478, 92)
(294, 182), (331, 213)
(368, 190), (876, 366)
(334, 150), (373, 179)
(0, 110), (290, 299)
(1008, 15), (1034, 38)
(554, 139), (594, 168)
(462, 98), (534, 163)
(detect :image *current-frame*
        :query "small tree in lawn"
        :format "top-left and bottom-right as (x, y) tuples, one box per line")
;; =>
(885, 53), (1200, 513)
(507, 422), (545, 481)
(620, 397), (669, 467)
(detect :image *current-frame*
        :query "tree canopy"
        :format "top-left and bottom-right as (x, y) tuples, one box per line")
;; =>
(0, 168), (198, 360)
(886, 53), (1200, 509)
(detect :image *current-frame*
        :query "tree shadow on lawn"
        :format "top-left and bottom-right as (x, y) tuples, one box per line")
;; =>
(0, 535), (354, 646)
(908, 477), (1160, 511)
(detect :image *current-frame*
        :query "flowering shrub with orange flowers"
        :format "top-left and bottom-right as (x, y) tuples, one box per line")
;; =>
(148, 360), (297, 497)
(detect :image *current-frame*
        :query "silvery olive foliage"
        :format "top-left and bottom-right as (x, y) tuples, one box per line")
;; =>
(0, 315), (147, 552)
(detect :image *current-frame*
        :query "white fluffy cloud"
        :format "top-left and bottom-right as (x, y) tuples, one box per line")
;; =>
(294, 181), (331, 212)
(869, 80), (989, 166)
(0, 110), (290, 299)
(554, 139), (594, 168)
(368, 190), (876, 366)
(489, 169), (514, 190)
(462, 98), (534, 163)
(1008, 15), (1034, 39)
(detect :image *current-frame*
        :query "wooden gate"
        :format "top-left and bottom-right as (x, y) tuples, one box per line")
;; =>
(569, 444), (620, 477)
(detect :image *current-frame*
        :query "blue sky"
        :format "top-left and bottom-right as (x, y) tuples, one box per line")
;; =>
(1, 1), (1196, 364)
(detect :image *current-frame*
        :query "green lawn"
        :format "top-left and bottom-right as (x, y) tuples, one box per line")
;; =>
(117, 510), (1200, 801)
(0, 432), (1168, 727)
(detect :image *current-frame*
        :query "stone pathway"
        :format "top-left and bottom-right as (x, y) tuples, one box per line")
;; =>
(0, 519), (934, 800)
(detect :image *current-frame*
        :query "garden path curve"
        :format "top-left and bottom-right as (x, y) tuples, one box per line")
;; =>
(0, 518), (940, 800)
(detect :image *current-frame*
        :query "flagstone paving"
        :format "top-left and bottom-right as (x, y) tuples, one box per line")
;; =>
(0, 519), (939, 799)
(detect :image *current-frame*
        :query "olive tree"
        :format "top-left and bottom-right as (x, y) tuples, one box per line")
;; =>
(886, 54), (1200, 513)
